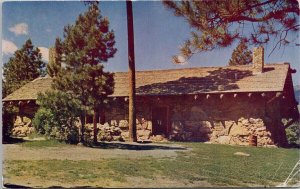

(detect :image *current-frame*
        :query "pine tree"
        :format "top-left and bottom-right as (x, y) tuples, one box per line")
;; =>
(3, 39), (45, 97)
(164, 0), (299, 63)
(47, 38), (63, 77)
(50, 2), (117, 144)
(228, 41), (252, 66)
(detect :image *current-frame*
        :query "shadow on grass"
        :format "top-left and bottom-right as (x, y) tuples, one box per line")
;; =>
(4, 184), (102, 188)
(91, 141), (187, 151)
(2, 137), (25, 144)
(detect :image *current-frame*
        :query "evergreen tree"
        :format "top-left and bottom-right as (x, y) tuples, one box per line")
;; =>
(163, 0), (299, 63)
(50, 2), (117, 144)
(228, 41), (252, 66)
(3, 39), (45, 97)
(47, 38), (63, 77)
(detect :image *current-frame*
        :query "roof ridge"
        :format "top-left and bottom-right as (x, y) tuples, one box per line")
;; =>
(113, 62), (288, 74)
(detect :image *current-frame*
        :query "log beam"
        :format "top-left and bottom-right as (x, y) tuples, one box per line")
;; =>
(194, 95), (198, 100)
(267, 92), (282, 104)
(276, 92), (282, 97)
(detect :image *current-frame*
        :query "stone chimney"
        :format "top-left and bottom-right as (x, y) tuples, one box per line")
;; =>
(252, 46), (264, 73)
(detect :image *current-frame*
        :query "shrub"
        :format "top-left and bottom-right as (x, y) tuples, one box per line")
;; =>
(32, 108), (54, 135)
(286, 122), (300, 146)
(2, 104), (18, 142)
(32, 91), (82, 144)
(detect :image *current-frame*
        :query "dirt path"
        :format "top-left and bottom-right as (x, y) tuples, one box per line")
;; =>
(3, 142), (189, 160)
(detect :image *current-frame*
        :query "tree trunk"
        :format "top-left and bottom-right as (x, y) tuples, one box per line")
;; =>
(126, 0), (137, 142)
(79, 114), (85, 144)
(93, 108), (98, 144)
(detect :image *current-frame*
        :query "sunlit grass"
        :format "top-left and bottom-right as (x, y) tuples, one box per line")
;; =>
(4, 142), (300, 187)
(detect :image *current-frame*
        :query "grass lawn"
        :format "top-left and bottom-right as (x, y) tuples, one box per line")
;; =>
(19, 139), (69, 148)
(3, 140), (300, 187)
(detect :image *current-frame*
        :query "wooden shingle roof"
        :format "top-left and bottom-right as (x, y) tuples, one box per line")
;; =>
(3, 76), (53, 101)
(3, 63), (291, 101)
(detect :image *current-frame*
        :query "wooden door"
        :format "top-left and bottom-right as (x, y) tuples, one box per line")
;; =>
(152, 106), (168, 136)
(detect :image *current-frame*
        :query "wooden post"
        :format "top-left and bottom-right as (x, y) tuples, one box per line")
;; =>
(127, 0), (137, 142)
(17, 101), (23, 122)
(93, 107), (98, 144)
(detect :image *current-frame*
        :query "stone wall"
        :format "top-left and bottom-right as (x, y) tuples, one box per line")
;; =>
(11, 103), (37, 137)
(11, 94), (287, 146)
(165, 95), (277, 146)
(96, 97), (152, 141)
(12, 116), (35, 137)
(102, 94), (285, 146)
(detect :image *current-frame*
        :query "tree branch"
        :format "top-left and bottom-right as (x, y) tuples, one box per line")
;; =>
(226, 7), (299, 23)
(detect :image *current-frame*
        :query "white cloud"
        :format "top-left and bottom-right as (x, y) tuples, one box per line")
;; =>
(38, 47), (49, 62)
(9, 23), (29, 35)
(2, 39), (18, 55)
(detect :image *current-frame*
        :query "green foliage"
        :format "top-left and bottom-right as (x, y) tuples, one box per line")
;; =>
(49, 3), (116, 109)
(47, 3), (117, 143)
(20, 139), (68, 148)
(2, 104), (18, 142)
(47, 39), (63, 77)
(3, 39), (46, 97)
(164, 1), (299, 63)
(228, 41), (252, 66)
(286, 122), (300, 146)
(32, 91), (81, 144)
(33, 108), (55, 135)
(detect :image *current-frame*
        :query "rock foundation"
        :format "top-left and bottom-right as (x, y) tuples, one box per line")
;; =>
(12, 116), (275, 147)
(11, 94), (283, 147)
(12, 116), (35, 137)
(168, 118), (273, 146)
(84, 119), (153, 142)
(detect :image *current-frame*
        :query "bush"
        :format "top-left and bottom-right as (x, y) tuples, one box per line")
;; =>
(286, 122), (300, 146)
(32, 91), (82, 144)
(32, 108), (54, 135)
(2, 104), (18, 142)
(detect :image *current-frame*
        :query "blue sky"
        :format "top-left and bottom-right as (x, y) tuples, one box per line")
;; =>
(2, 1), (299, 85)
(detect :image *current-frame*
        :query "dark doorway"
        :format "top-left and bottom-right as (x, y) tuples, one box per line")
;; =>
(152, 106), (168, 136)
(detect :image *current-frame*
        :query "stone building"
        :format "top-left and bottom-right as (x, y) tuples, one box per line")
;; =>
(3, 47), (299, 146)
